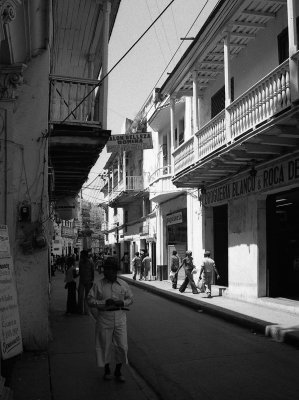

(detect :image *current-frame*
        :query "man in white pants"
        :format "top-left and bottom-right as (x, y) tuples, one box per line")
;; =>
(87, 257), (133, 382)
(198, 251), (220, 298)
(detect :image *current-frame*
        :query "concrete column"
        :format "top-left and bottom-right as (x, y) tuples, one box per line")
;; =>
(123, 151), (126, 190)
(100, 0), (111, 129)
(192, 70), (199, 133)
(223, 28), (232, 142)
(170, 95), (176, 174)
(287, 0), (299, 101)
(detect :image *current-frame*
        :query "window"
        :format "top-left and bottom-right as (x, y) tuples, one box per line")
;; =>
(211, 78), (234, 119)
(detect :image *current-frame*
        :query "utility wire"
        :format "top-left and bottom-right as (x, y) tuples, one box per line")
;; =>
(62, 0), (176, 123)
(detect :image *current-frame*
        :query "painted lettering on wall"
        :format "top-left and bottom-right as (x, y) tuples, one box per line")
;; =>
(204, 156), (299, 206)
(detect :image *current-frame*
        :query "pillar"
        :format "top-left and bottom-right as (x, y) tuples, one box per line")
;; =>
(170, 95), (176, 174)
(223, 27), (232, 142)
(287, 0), (299, 101)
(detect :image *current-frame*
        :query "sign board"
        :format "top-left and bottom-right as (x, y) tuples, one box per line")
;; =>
(203, 155), (299, 206)
(166, 211), (183, 226)
(106, 132), (153, 153)
(0, 225), (10, 259)
(0, 257), (23, 359)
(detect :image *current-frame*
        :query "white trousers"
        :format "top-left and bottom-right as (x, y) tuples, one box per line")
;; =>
(95, 319), (128, 367)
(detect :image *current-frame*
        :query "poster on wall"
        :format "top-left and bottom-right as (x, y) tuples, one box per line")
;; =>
(0, 225), (10, 259)
(0, 226), (23, 359)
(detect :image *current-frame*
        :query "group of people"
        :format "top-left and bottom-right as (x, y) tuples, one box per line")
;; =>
(63, 249), (133, 383)
(170, 250), (220, 297)
(131, 251), (151, 281)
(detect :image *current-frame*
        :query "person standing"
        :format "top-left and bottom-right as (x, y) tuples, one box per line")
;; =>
(179, 250), (199, 294)
(64, 256), (78, 314)
(198, 250), (220, 298)
(78, 250), (95, 314)
(142, 253), (151, 281)
(87, 257), (133, 382)
(121, 252), (130, 273)
(132, 252), (142, 280)
(170, 250), (180, 289)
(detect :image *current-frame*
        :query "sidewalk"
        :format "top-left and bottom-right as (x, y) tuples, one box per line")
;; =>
(8, 273), (159, 400)
(120, 274), (299, 348)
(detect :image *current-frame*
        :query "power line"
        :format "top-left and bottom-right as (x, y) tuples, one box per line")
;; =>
(62, 0), (176, 123)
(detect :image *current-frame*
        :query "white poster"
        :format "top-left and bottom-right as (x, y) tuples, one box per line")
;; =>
(0, 258), (23, 359)
(0, 225), (10, 259)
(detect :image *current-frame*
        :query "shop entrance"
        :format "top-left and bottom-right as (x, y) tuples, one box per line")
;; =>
(213, 205), (228, 286)
(267, 188), (299, 299)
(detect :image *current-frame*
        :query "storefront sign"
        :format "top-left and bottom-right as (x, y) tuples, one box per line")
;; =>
(204, 155), (299, 206)
(166, 211), (183, 226)
(106, 132), (153, 152)
(0, 257), (23, 359)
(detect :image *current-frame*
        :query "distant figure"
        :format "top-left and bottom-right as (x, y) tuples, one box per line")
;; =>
(132, 252), (142, 280)
(121, 252), (130, 273)
(142, 253), (151, 281)
(64, 257), (78, 314)
(78, 250), (95, 314)
(170, 250), (180, 289)
(198, 251), (220, 298)
(87, 257), (133, 382)
(179, 251), (199, 294)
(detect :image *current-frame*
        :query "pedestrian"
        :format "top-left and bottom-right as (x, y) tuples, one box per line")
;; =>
(179, 250), (199, 294)
(142, 253), (151, 280)
(64, 256), (78, 314)
(170, 250), (180, 289)
(87, 257), (133, 382)
(131, 252), (142, 280)
(198, 250), (220, 298)
(78, 249), (95, 315)
(121, 252), (130, 273)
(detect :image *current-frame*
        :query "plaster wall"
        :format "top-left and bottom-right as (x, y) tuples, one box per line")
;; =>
(5, 51), (50, 350)
(227, 196), (259, 299)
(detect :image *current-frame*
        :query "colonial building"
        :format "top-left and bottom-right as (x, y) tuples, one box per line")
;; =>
(0, 0), (120, 352)
(157, 0), (299, 301)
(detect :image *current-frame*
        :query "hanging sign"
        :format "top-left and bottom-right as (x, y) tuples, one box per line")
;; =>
(0, 257), (23, 359)
(166, 211), (183, 226)
(106, 132), (153, 152)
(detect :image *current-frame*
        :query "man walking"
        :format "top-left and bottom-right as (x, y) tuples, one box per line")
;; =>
(170, 250), (180, 289)
(78, 250), (95, 314)
(87, 257), (133, 382)
(198, 250), (220, 298)
(179, 251), (199, 294)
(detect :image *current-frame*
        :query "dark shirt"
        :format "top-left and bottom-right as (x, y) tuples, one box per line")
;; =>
(79, 258), (94, 284)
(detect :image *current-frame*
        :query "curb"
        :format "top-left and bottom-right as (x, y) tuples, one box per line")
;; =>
(121, 276), (299, 349)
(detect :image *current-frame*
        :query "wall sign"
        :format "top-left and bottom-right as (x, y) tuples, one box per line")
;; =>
(106, 132), (153, 152)
(203, 155), (299, 206)
(166, 211), (183, 226)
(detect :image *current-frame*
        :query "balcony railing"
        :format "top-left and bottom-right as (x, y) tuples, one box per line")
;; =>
(104, 176), (144, 203)
(174, 60), (293, 176)
(149, 164), (171, 184)
(50, 75), (100, 124)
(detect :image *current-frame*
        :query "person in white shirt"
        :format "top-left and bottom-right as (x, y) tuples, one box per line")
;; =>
(198, 251), (220, 298)
(87, 257), (133, 382)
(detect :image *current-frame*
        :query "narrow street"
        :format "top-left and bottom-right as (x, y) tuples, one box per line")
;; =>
(127, 284), (299, 400)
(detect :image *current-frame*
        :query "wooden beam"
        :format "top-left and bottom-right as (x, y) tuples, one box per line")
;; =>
(231, 32), (256, 39)
(232, 21), (266, 29)
(49, 136), (106, 145)
(242, 10), (275, 18)
(257, 135), (299, 146)
(243, 143), (282, 154)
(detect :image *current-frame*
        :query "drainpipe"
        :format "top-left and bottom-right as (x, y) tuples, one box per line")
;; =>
(223, 27), (232, 143)
(100, 0), (111, 129)
(287, 0), (299, 102)
(170, 95), (176, 175)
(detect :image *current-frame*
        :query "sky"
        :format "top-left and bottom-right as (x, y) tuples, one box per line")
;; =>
(83, 0), (219, 203)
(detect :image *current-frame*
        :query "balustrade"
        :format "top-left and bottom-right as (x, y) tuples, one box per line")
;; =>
(173, 136), (194, 175)
(50, 75), (100, 124)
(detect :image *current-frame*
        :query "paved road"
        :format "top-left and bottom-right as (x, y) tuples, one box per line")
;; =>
(127, 285), (299, 400)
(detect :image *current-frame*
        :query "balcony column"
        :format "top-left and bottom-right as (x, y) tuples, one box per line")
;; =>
(111, 166), (114, 195)
(117, 155), (121, 184)
(192, 70), (199, 133)
(287, 0), (299, 101)
(100, 0), (111, 129)
(123, 151), (126, 191)
(223, 27), (232, 143)
(170, 95), (176, 174)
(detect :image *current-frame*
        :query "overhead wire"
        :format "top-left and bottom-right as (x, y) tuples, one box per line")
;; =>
(62, 0), (176, 123)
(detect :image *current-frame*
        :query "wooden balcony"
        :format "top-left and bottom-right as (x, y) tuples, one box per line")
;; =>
(49, 75), (110, 200)
(104, 176), (144, 206)
(173, 58), (299, 188)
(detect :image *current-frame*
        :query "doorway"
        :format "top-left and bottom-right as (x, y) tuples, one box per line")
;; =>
(213, 205), (228, 286)
(267, 188), (299, 299)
